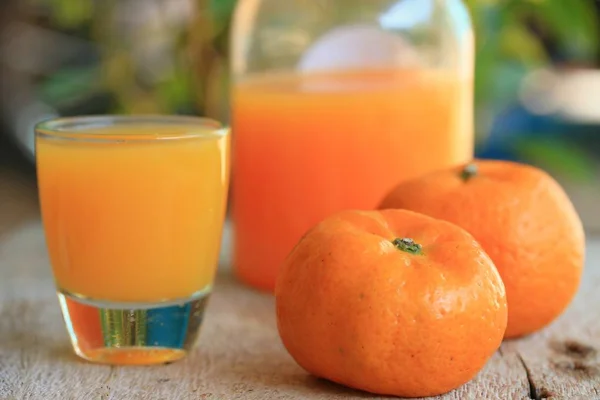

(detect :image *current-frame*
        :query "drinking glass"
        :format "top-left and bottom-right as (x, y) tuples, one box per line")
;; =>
(35, 115), (230, 365)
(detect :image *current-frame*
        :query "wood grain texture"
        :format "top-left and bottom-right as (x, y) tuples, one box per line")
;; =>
(0, 178), (599, 399)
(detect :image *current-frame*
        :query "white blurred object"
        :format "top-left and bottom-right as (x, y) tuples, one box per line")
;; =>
(518, 68), (562, 116)
(556, 69), (600, 124)
(297, 24), (421, 73)
(520, 67), (600, 124)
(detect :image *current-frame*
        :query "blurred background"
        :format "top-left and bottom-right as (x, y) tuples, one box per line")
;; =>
(0, 0), (599, 234)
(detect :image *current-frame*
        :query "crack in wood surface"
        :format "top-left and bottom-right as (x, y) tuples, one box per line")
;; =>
(517, 354), (539, 400)
(104, 366), (116, 384)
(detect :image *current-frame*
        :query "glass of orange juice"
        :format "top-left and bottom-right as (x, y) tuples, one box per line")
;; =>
(35, 115), (230, 365)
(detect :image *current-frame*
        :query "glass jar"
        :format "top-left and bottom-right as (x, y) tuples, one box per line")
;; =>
(230, 0), (474, 291)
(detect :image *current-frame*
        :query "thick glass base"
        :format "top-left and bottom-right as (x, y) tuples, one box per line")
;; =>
(57, 289), (210, 365)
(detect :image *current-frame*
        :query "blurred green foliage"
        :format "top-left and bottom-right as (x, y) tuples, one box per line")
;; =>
(513, 136), (597, 182)
(465, 0), (599, 134)
(465, 0), (599, 182)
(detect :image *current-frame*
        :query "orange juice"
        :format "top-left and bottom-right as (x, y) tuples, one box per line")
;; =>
(232, 68), (473, 291)
(37, 123), (230, 303)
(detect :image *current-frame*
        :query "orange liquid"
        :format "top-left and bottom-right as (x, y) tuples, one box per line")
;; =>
(37, 124), (230, 302)
(231, 68), (473, 291)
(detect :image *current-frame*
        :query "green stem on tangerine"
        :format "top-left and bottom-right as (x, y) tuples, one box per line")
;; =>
(392, 238), (423, 255)
(461, 163), (478, 181)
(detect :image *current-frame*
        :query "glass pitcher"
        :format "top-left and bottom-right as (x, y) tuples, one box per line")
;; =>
(230, 0), (474, 291)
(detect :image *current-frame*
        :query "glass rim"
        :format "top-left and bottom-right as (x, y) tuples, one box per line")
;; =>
(35, 114), (229, 143)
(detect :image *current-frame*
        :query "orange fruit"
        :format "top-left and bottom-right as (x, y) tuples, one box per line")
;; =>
(379, 159), (585, 338)
(275, 209), (507, 398)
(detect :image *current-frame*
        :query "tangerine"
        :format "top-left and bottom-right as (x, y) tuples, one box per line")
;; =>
(275, 209), (507, 398)
(379, 160), (585, 338)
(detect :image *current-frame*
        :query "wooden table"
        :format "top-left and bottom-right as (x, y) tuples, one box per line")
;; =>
(1, 167), (600, 400)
